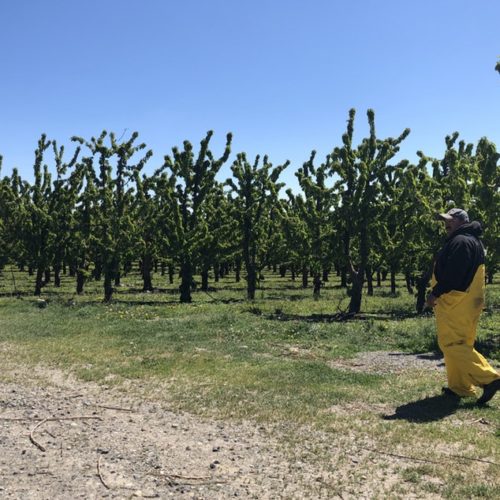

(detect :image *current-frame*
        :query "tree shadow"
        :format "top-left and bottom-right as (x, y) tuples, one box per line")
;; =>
(386, 351), (444, 366)
(260, 312), (355, 322)
(261, 311), (422, 323)
(382, 394), (477, 423)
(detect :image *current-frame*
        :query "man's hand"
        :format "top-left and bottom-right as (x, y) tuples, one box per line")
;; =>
(426, 292), (438, 308)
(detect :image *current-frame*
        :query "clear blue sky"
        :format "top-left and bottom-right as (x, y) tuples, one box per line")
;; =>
(0, 0), (498, 192)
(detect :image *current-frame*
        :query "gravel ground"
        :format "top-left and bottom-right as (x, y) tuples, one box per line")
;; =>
(1, 350), (497, 499)
(328, 351), (446, 374)
(1, 368), (313, 499)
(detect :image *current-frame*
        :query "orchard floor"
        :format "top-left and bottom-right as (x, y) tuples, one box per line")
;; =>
(1, 351), (498, 500)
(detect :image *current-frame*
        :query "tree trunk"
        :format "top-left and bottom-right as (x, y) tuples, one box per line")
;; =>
(54, 263), (61, 288)
(235, 259), (241, 282)
(279, 265), (286, 278)
(201, 268), (209, 292)
(313, 273), (321, 299)
(405, 272), (414, 295)
(390, 268), (397, 295)
(168, 264), (174, 284)
(76, 270), (85, 295)
(415, 266), (432, 313)
(104, 271), (113, 302)
(348, 267), (364, 314)
(179, 260), (193, 303)
(322, 268), (329, 283)
(142, 254), (153, 292)
(341, 230), (350, 288)
(247, 265), (257, 300)
(123, 261), (132, 276)
(291, 265), (296, 281)
(348, 215), (368, 313)
(214, 263), (220, 282)
(340, 267), (347, 288)
(93, 262), (102, 281)
(366, 267), (373, 296)
(34, 267), (44, 296)
(44, 268), (51, 285)
(376, 270), (382, 287)
(416, 276), (428, 313)
(302, 265), (308, 288)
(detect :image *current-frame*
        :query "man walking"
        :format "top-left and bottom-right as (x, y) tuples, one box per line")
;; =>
(426, 208), (500, 405)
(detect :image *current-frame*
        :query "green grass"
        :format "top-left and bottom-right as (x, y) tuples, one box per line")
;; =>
(1, 265), (499, 498)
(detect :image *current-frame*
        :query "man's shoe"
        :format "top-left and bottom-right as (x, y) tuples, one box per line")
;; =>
(442, 387), (460, 398)
(477, 378), (500, 406)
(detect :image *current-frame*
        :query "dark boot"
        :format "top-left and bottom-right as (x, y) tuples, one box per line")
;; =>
(477, 378), (500, 405)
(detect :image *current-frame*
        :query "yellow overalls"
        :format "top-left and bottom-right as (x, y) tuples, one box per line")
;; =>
(432, 264), (499, 397)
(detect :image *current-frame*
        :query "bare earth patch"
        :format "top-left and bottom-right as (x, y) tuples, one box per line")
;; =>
(0, 349), (497, 499)
(328, 350), (446, 375)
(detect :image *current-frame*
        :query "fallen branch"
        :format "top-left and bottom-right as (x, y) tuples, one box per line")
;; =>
(442, 453), (498, 466)
(0, 417), (47, 421)
(96, 405), (133, 412)
(150, 470), (227, 485)
(361, 447), (499, 467)
(29, 418), (49, 452)
(360, 447), (439, 464)
(28, 416), (103, 452)
(97, 456), (111, 490)
(168, 473), (214, 481)
(1, 415), (103, 422)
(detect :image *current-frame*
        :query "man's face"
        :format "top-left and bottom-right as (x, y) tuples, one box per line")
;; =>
(444, 217), (463, 236)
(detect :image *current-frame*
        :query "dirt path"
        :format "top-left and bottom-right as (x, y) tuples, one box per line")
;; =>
(1, 352), (496, 499)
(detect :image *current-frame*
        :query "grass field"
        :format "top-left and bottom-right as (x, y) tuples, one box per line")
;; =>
(0, 266), (499, 498)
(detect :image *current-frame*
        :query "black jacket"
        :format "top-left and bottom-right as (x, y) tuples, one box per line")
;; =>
(432, 221), (485, 298)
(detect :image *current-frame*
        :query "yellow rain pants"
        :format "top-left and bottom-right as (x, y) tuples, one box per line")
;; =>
(432, 264), (500, 397)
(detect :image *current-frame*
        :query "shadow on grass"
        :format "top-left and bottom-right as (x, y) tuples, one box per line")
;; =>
(382, 394), (477, 423)
(476, 335), (500, 360)
(260, 311), (424, 323)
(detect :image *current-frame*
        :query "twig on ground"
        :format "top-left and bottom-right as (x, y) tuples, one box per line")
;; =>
(44, 429), (57, 438)
(361, 447), (439, 464)
(1, 417), (46, 421)
(168, 473), (214, 481)
(150, 470), (227, 485)
(29, 418), (49, 452)
(96, 405), (133, 412)
(97, 456), (111, 490)
(361, 447), (499, 467)
(442, 453), (498, 466)
(1, 416), (103, 422)
(27, 416), (103, 452)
